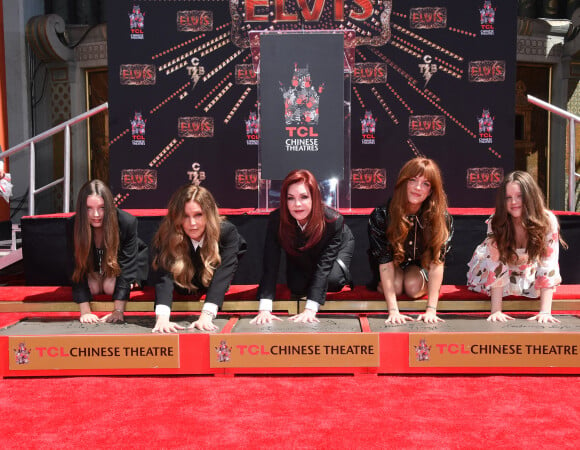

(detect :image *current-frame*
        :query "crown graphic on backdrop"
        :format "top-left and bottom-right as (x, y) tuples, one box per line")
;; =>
(280, 64), (325, 126)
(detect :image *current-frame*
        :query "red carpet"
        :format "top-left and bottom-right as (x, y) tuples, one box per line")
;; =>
(1, 375), (578, 449)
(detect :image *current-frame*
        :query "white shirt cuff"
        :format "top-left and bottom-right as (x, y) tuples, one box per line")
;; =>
(305, 300), (320, 312)
(259, 299), (273, 312)
(155, 304), (171, 317)
(202, 302), (218, 316)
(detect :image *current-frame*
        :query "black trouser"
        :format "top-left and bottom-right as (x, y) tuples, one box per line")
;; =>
(327, 224), (355, 292)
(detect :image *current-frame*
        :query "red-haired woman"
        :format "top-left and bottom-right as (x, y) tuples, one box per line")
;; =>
(68, 180), (144, 323)
(251, 169), (355, 324)
(467, 171), (566, 323)
(368, 158), (453, 324)
(151, 185), (246, 333)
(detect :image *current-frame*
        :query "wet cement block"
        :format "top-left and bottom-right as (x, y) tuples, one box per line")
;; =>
(0, 316), (232, 335)
(367, 314), (580, 333)
(234, 315), (361, 333)
(2, 314), (579, 336)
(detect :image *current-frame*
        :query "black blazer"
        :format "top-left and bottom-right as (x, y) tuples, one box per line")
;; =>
(152, 220), (246, 310)
(257, 206), (346, 305)
(368, 202), (453, 267)
(67, 209), (140, 303)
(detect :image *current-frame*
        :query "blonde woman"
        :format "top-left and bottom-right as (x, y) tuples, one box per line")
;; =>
(151, 185), (246, 333)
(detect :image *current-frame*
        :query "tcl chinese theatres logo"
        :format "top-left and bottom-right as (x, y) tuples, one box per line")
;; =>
(479, 0), (496, 36)
(130, 112), (146, 146)
(129, 5), (145, 39)
(414, 338), (431, 361)
(14, 342), (31, 365)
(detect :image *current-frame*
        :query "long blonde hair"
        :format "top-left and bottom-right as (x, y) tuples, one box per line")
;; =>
(153, 185), (223, 290)
(387, 158), (449, 268)
(72, 180), (121, 283)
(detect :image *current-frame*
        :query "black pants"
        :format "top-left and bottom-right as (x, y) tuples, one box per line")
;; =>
(327, 225), (355, 292)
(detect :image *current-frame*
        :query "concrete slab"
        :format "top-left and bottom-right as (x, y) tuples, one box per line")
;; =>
(0, 316), (231, 335)
(234, 315), (362, 333)
(368, 314), (580, 333)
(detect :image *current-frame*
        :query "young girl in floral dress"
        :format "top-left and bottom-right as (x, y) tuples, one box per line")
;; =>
(467, 171), (566, 323)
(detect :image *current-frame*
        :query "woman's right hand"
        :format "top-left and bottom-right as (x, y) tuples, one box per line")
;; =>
(79, 313), (100, 324)
(249, 311), (283, 325)
(152, 315), (185, 333)
(487, 311), (515, 322)
(385, 311), (414, 325)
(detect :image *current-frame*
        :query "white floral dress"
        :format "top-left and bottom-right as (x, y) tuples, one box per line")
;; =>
(467, 211), (562, 298)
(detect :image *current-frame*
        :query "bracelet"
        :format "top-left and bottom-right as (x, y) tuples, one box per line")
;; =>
(114, 309), (124, 313)
(201, 310), (216, 319)
(538, 311), (551, 315)
(426, 305), (437, 311)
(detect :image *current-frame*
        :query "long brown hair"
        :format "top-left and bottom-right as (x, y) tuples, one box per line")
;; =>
(387, 158), (449, 268)
(491, 170), (566, 264)
(278, 169), (329, 255)
(72, 180), (120, 282)
(152, 185), (223, 290)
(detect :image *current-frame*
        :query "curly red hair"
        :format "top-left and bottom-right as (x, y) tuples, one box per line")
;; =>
(387, 158), (449, 268)
(278, 169), (327, 255)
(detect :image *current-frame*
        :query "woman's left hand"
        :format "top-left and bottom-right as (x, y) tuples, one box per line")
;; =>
(101, 309), (125, 323)
(250, 311), (283, 325)
(528, 312), (560, 324)
(190, 312), (219, 331)
(288, 308), (319, 323)
(416, 309), (445, 324)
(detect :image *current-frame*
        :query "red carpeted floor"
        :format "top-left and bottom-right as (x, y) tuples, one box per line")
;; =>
(1, 374), (578, 449)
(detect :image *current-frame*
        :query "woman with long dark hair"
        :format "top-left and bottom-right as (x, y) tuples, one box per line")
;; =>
(467, 171), (566, 323)
(368, 157), (453, 324)
(151, 185), (246, 333)
(69, 180), (142, 323)
(251, 169), (355, 324)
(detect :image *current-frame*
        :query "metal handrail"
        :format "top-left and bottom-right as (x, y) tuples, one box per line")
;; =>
(0, 102), (108, 215)
(527, 95), (579, 211)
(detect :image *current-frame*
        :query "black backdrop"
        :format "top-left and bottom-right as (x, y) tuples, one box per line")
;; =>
(108, 1), (517, 209)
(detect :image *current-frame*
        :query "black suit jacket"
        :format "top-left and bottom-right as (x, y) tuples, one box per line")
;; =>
(152, 220), (246, 310)
(67, 209), (140, 303)
(257, 207), (346, 305)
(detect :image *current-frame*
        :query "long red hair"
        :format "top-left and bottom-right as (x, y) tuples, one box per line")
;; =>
(278, 169), (326, 255)
(387, 158), (449, 268)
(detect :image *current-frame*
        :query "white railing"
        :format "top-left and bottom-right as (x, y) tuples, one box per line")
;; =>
(527, 95), (579, 211)
(0, 102), (109, 216)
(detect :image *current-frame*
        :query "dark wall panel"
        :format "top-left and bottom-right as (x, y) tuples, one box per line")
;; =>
(107, 1), (518, 209)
